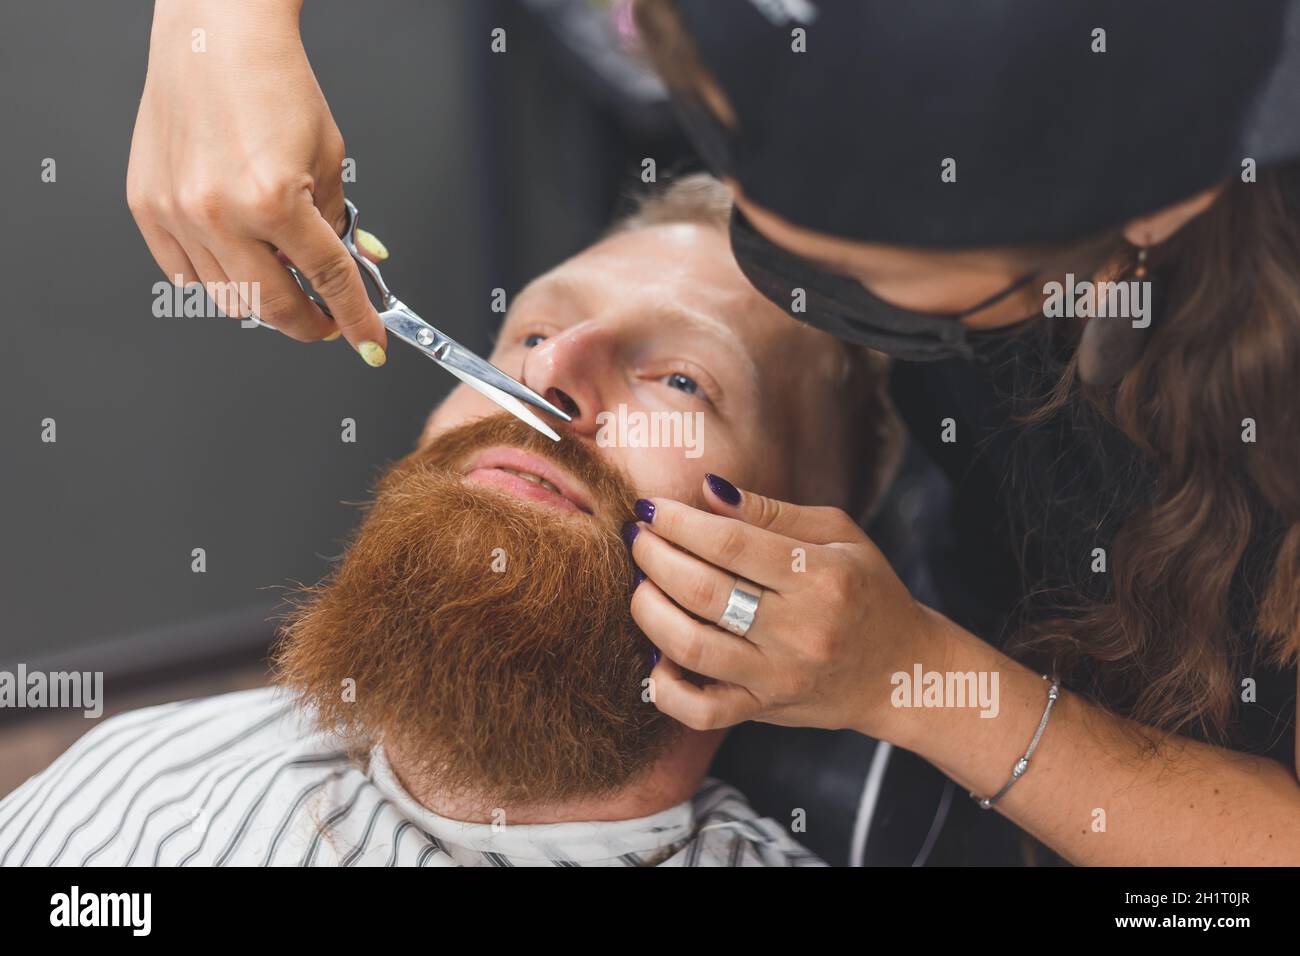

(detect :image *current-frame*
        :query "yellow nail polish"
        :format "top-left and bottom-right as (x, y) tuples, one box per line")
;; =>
(322, 329), (342, 342)
(356, 228), (389, 260)
(358, 340), (387, 367)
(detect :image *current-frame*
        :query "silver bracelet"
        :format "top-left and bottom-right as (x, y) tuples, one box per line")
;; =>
(970, 674), (1060, 810)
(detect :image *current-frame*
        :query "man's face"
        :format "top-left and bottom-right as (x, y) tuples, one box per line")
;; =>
(276, 222), (852, 810)
(422, 220), (857, 512)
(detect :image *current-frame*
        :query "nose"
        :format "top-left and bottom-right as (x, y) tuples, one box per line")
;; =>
(519, 324), (612, 438)
(545, 388), (581, 420)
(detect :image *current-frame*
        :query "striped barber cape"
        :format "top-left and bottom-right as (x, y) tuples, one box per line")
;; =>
(0, 687), (825, 867)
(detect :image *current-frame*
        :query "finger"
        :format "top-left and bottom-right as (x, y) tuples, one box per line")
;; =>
(211, 237), (336, 341)
(632, 523), (775, 631)
(633, 497), (799, 591)
(313, 175), (389, 266)
(180, 242), (236, 319)
(313, 161), (349, 237)
(648, 655), (761, 731)
(135, 220), (198, 288)
(700, 473), (863, 545)
(631, 577), (766, 684)
(271, 197), (388, 360)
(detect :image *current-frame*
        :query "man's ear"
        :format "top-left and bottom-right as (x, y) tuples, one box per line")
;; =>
(1122, 185), (1223, 246)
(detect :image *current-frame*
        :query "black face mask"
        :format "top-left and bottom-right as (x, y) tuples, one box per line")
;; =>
(728, 208), (1038, 362)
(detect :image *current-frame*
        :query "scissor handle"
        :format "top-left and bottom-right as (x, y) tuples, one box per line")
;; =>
(284, 199), (395, 318)
(258, 201), (572, 435)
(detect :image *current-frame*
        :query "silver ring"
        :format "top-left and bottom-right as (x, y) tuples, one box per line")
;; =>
(717, 578), (762, 637)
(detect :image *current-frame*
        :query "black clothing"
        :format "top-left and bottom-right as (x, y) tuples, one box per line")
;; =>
(673, 0), (1300, 247)
(891, 330), (1298, 773)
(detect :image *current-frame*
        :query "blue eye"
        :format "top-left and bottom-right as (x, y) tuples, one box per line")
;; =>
(522, 333), (546, 348)
(665, 372), (700, 395)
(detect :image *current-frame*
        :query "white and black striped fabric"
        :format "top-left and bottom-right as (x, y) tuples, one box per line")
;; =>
(0, 688), (824, 867)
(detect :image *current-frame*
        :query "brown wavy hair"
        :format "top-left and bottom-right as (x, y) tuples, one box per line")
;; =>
(1006, 160), (1300, 743)
(633, 0), (1300, 743)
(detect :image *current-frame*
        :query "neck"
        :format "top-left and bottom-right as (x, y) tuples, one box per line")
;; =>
(386, 729), (725, 825)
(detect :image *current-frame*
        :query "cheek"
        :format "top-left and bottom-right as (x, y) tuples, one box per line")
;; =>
(612, 445), (697, 507)
(418, 386), (501, 446)
(720, 414), (798, 502)
(619, 445), (755, 511)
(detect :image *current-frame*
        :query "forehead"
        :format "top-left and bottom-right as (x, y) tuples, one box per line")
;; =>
(519, 222), (749, 315)
(513, 221), (838, 366)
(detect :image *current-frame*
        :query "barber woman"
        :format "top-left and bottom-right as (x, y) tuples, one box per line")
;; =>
(622, 0), (1300, 865)
(127, 0), (1299, 863)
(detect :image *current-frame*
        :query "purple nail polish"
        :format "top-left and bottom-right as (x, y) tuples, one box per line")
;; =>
(632, 568), (646, 588)
(705, 473), (741, 505)
(648, 646), (661, 669)
(634, 498), (656, 523)
(622, 521), (640, 547)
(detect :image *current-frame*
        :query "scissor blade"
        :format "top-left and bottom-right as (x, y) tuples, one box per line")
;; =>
(437, 361), (562, 442)
(382, 308), (572, 424)
(436, 341), (573, 422)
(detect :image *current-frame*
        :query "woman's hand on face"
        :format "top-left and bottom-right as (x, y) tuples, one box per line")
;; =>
(628, 475), (945, 737)
(126, 0), (388, 362)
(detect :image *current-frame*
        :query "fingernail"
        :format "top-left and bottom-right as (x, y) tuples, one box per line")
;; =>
(622, 521), (640, 547)
(633, 499), (656, 523)
(648, 646), (661, 669)
(322, 329), (342, 342)
(356, 228), (389, 260)
(705, 473), (741, 505)
(358, 341), (387, 367)
(633, 568), (646, 588)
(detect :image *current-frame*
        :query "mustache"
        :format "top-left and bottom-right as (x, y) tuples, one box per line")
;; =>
(395, 413), (640, 526)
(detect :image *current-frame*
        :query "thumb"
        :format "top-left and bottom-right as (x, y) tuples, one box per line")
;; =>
(700, 473), (862, 545)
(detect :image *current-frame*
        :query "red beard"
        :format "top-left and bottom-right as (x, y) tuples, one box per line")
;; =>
(273, 414), (677, 809)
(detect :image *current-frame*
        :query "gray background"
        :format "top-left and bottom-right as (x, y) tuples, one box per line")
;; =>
(0, 0), (680, 681)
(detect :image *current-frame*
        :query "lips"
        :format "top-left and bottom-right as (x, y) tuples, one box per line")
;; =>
(464, 446), (594, 514)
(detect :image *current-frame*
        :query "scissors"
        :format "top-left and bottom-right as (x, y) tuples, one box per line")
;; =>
(256, 199), (571, 442)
